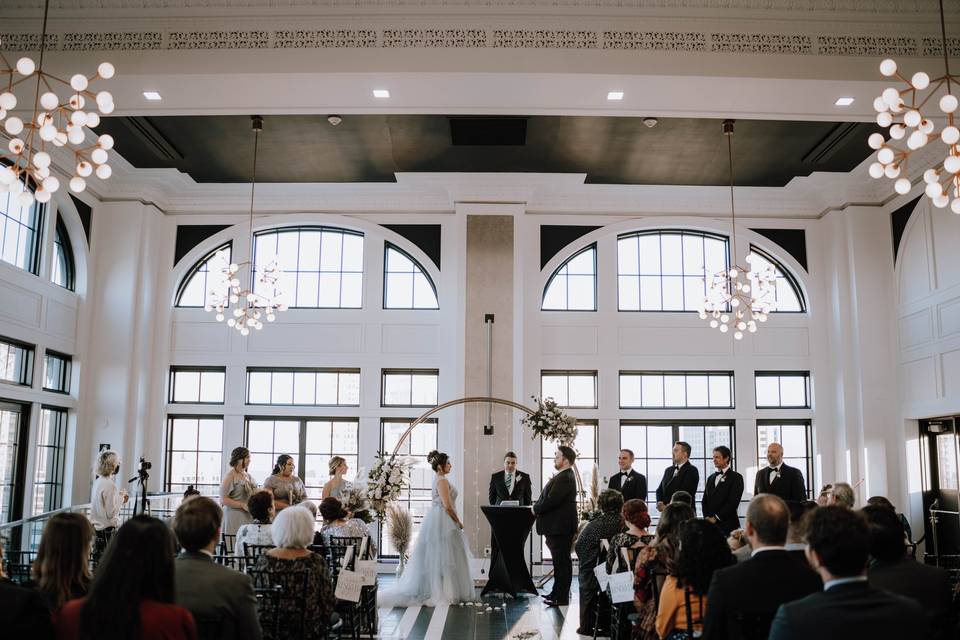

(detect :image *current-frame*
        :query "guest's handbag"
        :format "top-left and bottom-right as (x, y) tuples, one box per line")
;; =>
(607, 548), (634, 604)
(355, 537), (377, 586)
(334, 546), (363, 602)
(593, 540), (613, 591)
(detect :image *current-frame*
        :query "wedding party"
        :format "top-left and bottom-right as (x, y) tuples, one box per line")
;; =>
(2, 0), (960, 639)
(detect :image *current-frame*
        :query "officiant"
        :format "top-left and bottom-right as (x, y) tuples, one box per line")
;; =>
(489, 451), (532, 506)
(607, 448), (647, 502)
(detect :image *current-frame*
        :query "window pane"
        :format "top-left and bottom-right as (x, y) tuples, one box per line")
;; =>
(248, 372), (272, 404)
(176, 245), (231, 308)
(0, 186), (40, 274)
(320, 231), (343, 271)
(274, 421), (300, 455)
(755, 377), (780, 407)
(315, 373), (338, 405)
(664, 376), (686, 407)
(780, 425), (808, 455)
(173, 371), (200, 403)
(411, 374), (438, 406)
(318, 273), (342, 307)
(387, 248), (414, 272)
(291, 372), (313, 405)
(660, 235), (683, 275)
(661, 276), (684, 310)
(198, 371), (225, 403)
(541, 376), (568, 406)
(567, 275), (595, 310)
(541, 246), (595, 312)
(639, 276), (662, 311)
(338, 373), (360, 405)
(618, 237), (639, 275)
(637, 235), (661, 274)
(247, 420), (275, 452)
(296, 272), (320, 308)
(386, 273), (413, 308)
(170, 418), (198, 450)
(618, 275), (640, 311)
(709, 375), (732, 408)
(197, 419), (223, 451)
(620, 375), (641, 407)
(641, 376), (664, 408)
(342, 234), (364, 271)
(340, 273), (363, 308)
(383, 374), (412, 405)
(568, 375), (596, 407)
(271, 372), (294, 405)
(779, 376), (808, 407)
(686, 376), (709, 407)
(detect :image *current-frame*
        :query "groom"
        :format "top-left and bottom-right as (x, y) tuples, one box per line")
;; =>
(533, 445), (578, 607)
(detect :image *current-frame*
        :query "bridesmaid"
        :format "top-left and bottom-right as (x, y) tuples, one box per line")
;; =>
(219, 446), (257, 536)
(262, 454), (306, 511)
(321, 456), (350, 500)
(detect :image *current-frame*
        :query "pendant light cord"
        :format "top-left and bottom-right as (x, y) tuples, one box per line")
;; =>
(940, 0), (952, 93)
(725, 120), (738, 265)
(247, 117), (261, 272)
(25, 0), (51, 178)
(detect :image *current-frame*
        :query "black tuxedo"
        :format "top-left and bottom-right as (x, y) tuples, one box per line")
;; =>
(489, 470), (532, 506)
(702, 549), (821, 640)
(868, 557), (954, 640)
(753, 463), (806, 503)
(769, 580), (926, 640)
(607, 469), (647, 502)
(655, 461), (699, 505)
(533, 467), (578, 603)
(701, 468), (744, 535)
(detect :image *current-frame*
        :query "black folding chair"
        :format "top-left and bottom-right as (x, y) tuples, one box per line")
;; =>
(212, 554), (242, 572)
(4, 550), (36, 584)
(219, 533), (236, 555)
(249, 567), (340, 640)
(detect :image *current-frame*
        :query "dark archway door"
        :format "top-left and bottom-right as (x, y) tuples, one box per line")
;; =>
(920, 417), (960, 566)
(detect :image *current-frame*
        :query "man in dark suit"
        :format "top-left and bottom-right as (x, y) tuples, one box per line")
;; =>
(173, 497), (262, 640)
(702, 494), (821, 640)
(656, 441), (700, 512)
(863, 505), (954, 639)
(607, 448), (647, 502)
(754, 443), (806, 503)
(769, 507), (927, 640)
(702, 445), (744, 536)
(533, 445), (578, 607)
(489, 451), (532, 506)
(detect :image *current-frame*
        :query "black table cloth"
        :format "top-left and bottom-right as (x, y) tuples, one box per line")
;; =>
(481, 505), (537, 597)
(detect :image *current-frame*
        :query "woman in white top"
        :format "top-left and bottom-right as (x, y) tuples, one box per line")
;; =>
(89, 450), (128, 556)
(235, 489), (276, 557)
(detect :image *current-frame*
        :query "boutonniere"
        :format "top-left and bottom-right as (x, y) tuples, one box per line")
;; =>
(516, 472), (523, 480)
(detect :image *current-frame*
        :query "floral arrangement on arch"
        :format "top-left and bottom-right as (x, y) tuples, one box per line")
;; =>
(521, 396), (578, 446)
(367, 452), (418, 521)
(338, 473), (374, 524)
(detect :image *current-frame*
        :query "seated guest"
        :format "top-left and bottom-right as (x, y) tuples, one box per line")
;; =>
(26, 512), (93, 613)
(828, 482), (855, 509)
(863, 505), (953, 639)
(300, 500), (318, 520)
(702, 495), (821, 640)
(785, 501), (818, 565)
(0, 546), (54, 639)
(816, 484), (833, 506)
(574, 489), (625, 636)
(604, 499), (654, 639)
(656, 519), (734, 639)
(769, 507), (927, 640)
(670, 490), (693, 507)
(173, 497), (261, 640)
(183, 486), (201, 500)
(235, 491), (275, 557)
(252, 506), (336, 640)
(866, 495), (913, 542)
(727, 529), (752, 563)
(56, 515), (197, 640)
(317, 497), (375, 556)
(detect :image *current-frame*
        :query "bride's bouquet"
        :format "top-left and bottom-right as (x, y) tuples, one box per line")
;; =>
(521, 396), (578, 446)
(339, 468), (374, 523)
(368, 452), (418, 521)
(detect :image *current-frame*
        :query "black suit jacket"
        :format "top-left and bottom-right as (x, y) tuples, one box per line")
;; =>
(702, 549), (821, 640)
(174, 551), (261, 640)
(655, 462), (699, 505)
(868, 557), (954, 639)
(701, 469), (744, 535)
(489, 470), (532, 506)
(0, 579), (54, 640)
(753, 463), (806, 503)
(533, 467), (578, 536)
(769, 581), (926, 640)
(607, 469), (647, 502)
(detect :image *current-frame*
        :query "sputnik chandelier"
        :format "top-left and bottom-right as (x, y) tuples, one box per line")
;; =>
(0, 0), (116, 205)
(868, 0), (958, 211)
(698, 120), (778, 340)
(204, 116), (285, 335)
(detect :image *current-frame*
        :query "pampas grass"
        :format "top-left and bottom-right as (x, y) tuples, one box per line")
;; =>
(386, 502), (414, 560)
(589, 464), (600, 511)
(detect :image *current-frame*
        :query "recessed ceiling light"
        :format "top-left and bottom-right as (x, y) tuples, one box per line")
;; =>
(373, 89), (390, 99)
(834, 97), (855, 106)
(143, 91), (162, 101)
(607, 91), (624, 101)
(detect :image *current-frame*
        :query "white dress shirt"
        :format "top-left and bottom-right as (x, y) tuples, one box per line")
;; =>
(90, 475), (124, 531)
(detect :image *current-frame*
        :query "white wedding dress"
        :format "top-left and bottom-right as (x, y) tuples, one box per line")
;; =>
(379, 475), (476, 606)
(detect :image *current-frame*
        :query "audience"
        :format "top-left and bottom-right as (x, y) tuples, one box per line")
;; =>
(656, 519), (733, 639)
(785, 501), (817, 565)
(235, 491), (275, 557)
(816, 484), (833, 506)
(27, 512), (94, 612)
(702, 495), (821, 639)
(574, 489), (625, 636)
(602, 499), (653, 638)
(669, 490), (693, 507)
(56, 515), (197, 640)
(827, 482), (855, 509)
(173, 497), (261, 640)
(769, 506), (927, 640)
(317, 497), (375, 556)
(252, 506), (336, 639)
(866, 495), (913, 542)
(0, 545), (55, 639)
(726, 529), (752, 563)
(863, 505), (953, 639)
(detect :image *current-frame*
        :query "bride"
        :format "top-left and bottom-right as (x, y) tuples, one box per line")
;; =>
(379, 450), (476, 606)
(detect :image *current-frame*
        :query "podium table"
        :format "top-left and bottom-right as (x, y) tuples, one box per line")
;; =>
(481, 505), (538, 597)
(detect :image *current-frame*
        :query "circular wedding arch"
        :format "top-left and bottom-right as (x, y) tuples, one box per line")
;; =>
(389, 396), (586, 510)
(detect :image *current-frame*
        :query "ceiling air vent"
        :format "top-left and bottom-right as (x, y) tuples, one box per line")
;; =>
(449, 117), (527, 146)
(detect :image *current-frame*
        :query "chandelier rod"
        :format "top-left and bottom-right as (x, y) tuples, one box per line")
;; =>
(938, 0), (952, 93)
(246, 116), (262, 272)
(724, 119), (738, 266)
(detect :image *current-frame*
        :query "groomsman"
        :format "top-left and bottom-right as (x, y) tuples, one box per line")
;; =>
(607, 449), (647, 502)
(534, 446), (578, 607)
(754, 442), (807, 503)
(656, 441), (700, 512)
(489, 451), (532, 506)
(702, 445), (744, 535)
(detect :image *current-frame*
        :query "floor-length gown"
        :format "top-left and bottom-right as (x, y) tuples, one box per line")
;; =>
(379, 476), (476, 606)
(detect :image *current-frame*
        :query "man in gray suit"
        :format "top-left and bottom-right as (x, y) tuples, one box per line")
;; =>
(173, 496), (261, 640)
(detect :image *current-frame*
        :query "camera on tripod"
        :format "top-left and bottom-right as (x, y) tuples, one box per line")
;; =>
(128, 457), (153, 515)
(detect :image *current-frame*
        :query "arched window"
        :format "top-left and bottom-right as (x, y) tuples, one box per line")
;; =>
(0, 179), (42, 275)
(542, 244), (597, 311)
(383, 243), (439, 309)
(748, 246), (805, 312)
(254, 227), (363, 309)
(175, 243), (231, 308)
(51, 217), (75, 291)
(618, 230), (728, 311)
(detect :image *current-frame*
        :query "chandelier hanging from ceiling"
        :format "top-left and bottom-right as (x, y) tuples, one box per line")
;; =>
(204, 116), (285, 335)
(868, 0), (958, 211)
(0, 0), (116, 205)
(698, 120), (778, 340)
